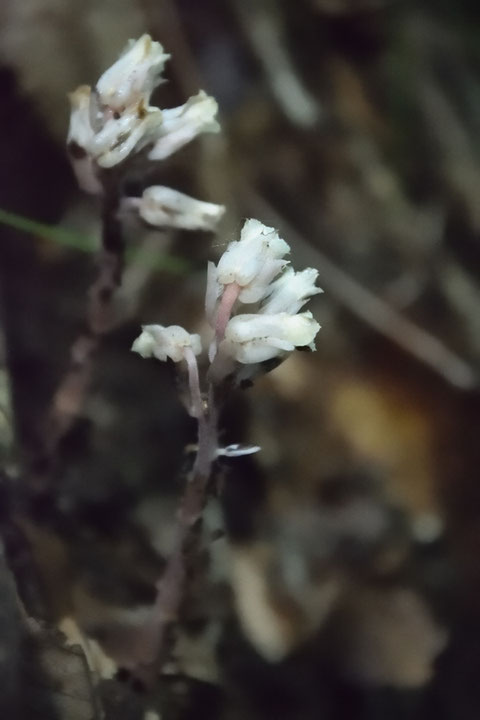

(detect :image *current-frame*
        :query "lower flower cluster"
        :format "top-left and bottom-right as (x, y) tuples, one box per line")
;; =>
(132, 218), (322, 371)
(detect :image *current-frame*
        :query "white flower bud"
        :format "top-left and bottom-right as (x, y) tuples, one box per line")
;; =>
(137, 186), (225, 231)
(261, 267), (323, 314)
(222, 312), (320, 364)
(216, 219), (290, 303)
(67, 86), (102, 194)
(132, 324), (202, 363)
(96, 35), (170, 111)
(68, 86), (95, 150)
(148, 91), (220, 161)
(90, 107), (163, 168)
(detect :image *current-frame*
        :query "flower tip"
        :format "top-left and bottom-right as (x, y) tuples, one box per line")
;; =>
(241, 218), (274, 236)
(131, 328), (155, 358)
(68, 85), (91, 109)
(96, 34), (170, 111)
(185, 91), (221, 134)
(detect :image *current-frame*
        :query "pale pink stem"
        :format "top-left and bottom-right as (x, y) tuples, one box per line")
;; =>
(122, 196), (142, 210)
(216, 282), (241, 343)
(118, 196), (142, 219)
(209, 281), (241, 361)
(183, 346), (203, 419)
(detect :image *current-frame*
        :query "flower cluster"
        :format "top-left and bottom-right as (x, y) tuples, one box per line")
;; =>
(67, 35), (224, 231)
(132, 218), (321, 373)
(207, 219), (322, 365)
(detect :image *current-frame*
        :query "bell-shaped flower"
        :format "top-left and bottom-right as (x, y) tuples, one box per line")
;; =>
(148, 91), (220, 161)
(67, 86), (102, 194)
(221, 312), (320, 364)
(135, 185), (225, 231)
(260, 267), (323, 314)
(88, 106), (163, 168)
(215, 219), (290, 304)
(132, 324), (202, 363)
(96, 34), (170, 111)
(68, 86), (95, 151)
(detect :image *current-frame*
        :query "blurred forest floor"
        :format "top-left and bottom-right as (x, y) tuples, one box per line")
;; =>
(0, 1), (480, 718)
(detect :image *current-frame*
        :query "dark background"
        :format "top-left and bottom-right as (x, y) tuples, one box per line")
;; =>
(0, 1), (480, 718)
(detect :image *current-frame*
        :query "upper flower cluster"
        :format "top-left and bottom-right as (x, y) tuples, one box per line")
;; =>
(68, 34), (219, 174)
(67, 35), (222, 232)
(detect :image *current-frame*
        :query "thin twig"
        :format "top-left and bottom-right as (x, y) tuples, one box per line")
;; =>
(231, 0), (322, 128)
(133, 385), (218, 684)
(131, 282), (238, 684)
(32, 180), (125, 489)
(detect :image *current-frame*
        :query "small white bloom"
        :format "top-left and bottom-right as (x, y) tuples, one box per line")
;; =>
(222, 312), (320, 364)
(68, 86), (95, 150)
(261, 267), (323, 314)
(90, 107), (163, 168)
(96, 35), (170, 111)
(216, 219), (290, 303)
(67, 86), (102, 194)
(132, 324), (202, 363)
(148, 91), (220, 161)
(137, 186), (225, 231)
(67, 85), (164, 171)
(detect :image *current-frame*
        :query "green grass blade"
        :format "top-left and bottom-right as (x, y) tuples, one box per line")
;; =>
(0, 207), (190, 274)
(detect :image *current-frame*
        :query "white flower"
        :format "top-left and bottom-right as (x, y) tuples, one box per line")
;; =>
(89, 106), (163, 168)
(136, 186), (225, 231)
(67, 81), (164, 171)
(67, 86), (103, 194)
(132, 324), (202, 363)
(148, 91), (220, 161)
(222, 312), (320, 364)
(215, 219), (290, 303)
(260, 267), (323, 314)
(68, 86), (95, 150)
(96, 35), (170, 111)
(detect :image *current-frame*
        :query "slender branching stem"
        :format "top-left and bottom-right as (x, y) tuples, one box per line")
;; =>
(33, 178), (124, 490)
(135, 371), (219, 684)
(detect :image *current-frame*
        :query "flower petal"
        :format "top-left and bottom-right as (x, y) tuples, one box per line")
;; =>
(222, 312), (320, 364)
(96, 34), (170, 111)
(148, 91), (220, 161)
(138, 186), (225, 231)
(261, 267), (323, 314)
